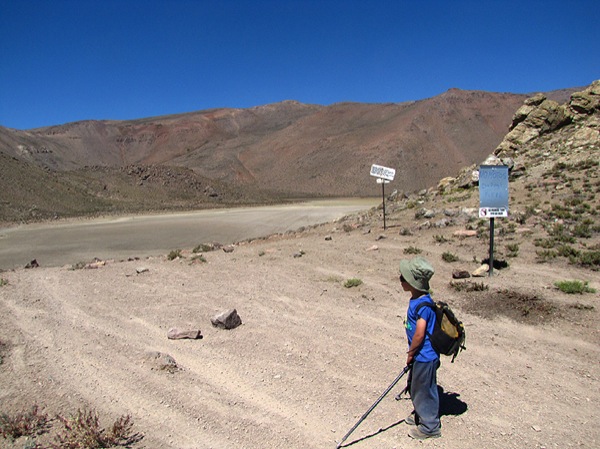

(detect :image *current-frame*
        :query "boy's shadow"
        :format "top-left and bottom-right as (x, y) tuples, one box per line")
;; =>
(438, 385), (468, 417)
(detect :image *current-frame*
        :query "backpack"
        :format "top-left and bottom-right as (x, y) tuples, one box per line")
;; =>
(416, 300), (466, 362)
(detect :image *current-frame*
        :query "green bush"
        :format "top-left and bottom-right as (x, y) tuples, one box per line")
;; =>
(403, 246), (422, 255)
(505, 243), (519, 258)
(441, 252), (459, 263)
(0, 278), (7, 287)
(167, 249), (182, 260)
(344, 278), (363, 288)
(554, 280), (596, 294)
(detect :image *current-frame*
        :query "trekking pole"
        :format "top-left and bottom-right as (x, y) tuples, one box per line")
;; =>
(336, 364), (412, 449)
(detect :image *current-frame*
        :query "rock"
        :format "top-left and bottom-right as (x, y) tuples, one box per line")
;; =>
(143, 351), (179, 373)
(376, 234), (386, 241)
(472, 264), (489, 277)
(453, 230), (477, 238)
(222, 245), (235, 253)
(86, 260), (106, 269)
(211, 309), (242, 330)
(167, 328), (202, 340)
(452, 270), (471, 279)
(25, 259), (39, 269)
(324, 235), (332, 241)
(366, 245), (379, 251)
(136, 267), (149, 274)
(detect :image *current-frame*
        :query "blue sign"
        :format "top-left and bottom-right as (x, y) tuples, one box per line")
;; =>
(479, 165), (509, 218)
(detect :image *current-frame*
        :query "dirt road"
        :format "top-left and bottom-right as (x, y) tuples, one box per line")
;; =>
(1, 204), (598, 449)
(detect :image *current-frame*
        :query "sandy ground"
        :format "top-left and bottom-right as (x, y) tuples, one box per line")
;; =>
(1, 208), (599, 449)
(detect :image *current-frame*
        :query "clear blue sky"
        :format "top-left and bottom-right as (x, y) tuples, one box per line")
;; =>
(1, 0), (598, 130)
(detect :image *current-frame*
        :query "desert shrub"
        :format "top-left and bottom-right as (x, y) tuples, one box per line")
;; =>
(190, 254), (207, 263)
(52, 409), (139, 449)
(536, 250), (558, 263)
(0, 278), (7, 287)
(557, 245), (580, 258)
(572, 223), (592, 238)
(193, 243), (214, 253)
(554, 280), (597, 294)
(403, 246), (422, 255)
(344, 278), (363, 288)
(167, 249), (182, 260)
(441, 252), (459, 263)
(0, 405), (49, 441)
(573, 250), (600, 268)
(433, 234), (449, 244)
(449, 280), (489, 292)
(505, 243), (519, 258)
(534, 238), (555, 249)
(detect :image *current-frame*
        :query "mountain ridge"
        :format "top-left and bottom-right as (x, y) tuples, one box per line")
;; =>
(0, 86), (582, 223)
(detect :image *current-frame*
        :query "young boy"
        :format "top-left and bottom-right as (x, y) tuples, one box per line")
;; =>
(399, 256), (441, 440)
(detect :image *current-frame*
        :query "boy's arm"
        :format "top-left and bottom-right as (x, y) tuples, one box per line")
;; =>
(406, 317), (427, 365)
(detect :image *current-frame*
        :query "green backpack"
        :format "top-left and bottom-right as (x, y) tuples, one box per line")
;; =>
(416, 300), (466, 362)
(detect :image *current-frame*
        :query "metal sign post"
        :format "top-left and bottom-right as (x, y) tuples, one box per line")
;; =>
(479, 165), (509, 277)
(370, 164), (396, 231)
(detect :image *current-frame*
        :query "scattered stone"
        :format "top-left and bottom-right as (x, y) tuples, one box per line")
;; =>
(222, 245), (235, 253)
(454, 230), (477, 238)
(324, 235), (332, 241)
(293, 250), (305, 258)
(86, 260), (106, 269)
(376, 234), (386, 241)
(366, 245), (379, 251)
(452, 270), (471, 279)
(211, 309), (242, 330)
(136, 267), (149, 274)
(472, 264), (489, 277)
(167, 328), (202, 340)
(143, 351), (179, 373)
(25, 259), (39, 269)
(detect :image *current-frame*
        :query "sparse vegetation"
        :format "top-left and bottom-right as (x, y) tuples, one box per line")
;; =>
(190, 254), (207, 263)
(344, 278), (363, 288)
(449, 280), (489, 292)
(403, 246), (422, 255)
(554, 280), (597, 294)
(193, 243), (215, 253)
(52, 408), (140, 449)
(505, 243), (519, 258)
(441, 252), (459, 263)
(433, 234), (449, 244)
(0, 278), (7, 287)
(0, 405), (49, 441)
(167, 249), (183, 260)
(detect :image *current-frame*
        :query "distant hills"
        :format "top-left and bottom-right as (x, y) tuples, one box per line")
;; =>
(0, 87), (578, 223)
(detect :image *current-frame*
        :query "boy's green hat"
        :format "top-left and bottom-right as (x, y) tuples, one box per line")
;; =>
(399, 256), (434, 292)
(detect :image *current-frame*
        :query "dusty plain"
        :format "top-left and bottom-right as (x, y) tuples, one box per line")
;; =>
(1, 199), (598, 449)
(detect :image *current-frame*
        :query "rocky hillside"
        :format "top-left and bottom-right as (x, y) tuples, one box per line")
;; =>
(376, 80), (599, 270)
(0, 87), (580, 224)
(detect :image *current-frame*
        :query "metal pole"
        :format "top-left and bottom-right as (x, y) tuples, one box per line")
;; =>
(489, 217), (495, 277)
(382, 181), (386, 230)
(336, 365), (411, 449)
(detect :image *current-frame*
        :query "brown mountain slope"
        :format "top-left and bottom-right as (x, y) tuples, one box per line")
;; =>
(0, 87), (581, 223)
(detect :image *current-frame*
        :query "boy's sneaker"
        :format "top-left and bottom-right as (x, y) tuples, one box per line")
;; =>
(408, 426), (441, 440)
(404, 413), (417, 426)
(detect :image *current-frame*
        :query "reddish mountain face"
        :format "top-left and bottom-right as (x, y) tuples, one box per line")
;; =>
(0, 87), (578, 222)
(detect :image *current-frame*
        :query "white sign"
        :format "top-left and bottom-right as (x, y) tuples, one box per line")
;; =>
(376, 178), (390, 184)
(370, 164), (396, 181)
(479, 207), (508, 218)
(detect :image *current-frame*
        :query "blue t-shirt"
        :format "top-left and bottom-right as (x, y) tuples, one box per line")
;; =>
(405, 294), (439, 362)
